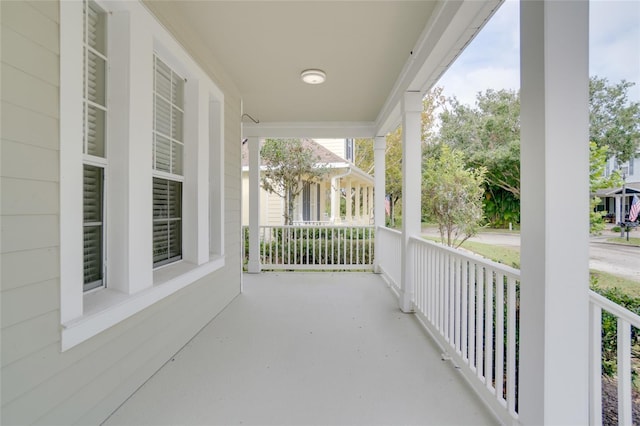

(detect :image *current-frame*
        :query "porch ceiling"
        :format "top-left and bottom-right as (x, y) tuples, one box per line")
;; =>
(144, 1), (501, 136)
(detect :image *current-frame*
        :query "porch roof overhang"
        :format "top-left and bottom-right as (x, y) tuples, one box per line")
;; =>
(143, 0), (502, 138)
(595, 182), (640, 197)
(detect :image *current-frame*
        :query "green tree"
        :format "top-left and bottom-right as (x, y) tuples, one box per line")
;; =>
(422, 144), (486, 247)
(437, 89), (520, 227)
(355, 88), (444, 227)
(589, 77), (640, 163)
(438, 89), (521, 198)
(590, 142), (622, 233)
(260, 139), (328, 225)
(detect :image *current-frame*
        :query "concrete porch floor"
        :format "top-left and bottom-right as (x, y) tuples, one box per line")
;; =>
(103, 272), (497, 425)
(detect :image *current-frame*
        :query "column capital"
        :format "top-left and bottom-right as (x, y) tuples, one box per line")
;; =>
(401, 91), (423, 114)
(374, 135), (386, 151)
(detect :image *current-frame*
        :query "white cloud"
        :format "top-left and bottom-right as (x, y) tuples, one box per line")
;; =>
(590, 0), (640, 100)
(436, 0), (640, 105)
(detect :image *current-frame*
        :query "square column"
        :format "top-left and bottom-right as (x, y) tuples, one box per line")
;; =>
(247, 136), (261, 273)
(360, 185), (369, 221)
(330, 175), (341, 223)
(320, 181), (328, 221)
(374, 136), (386, 273)
(345, 178), (353, 222)
(519, 1), (589, 423)
(354, 183), (361, 223)
(400, 91), (423, 312)
(367, 186), (373, 223)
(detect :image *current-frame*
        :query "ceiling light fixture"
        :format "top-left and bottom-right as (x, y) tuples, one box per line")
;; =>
(301, 69), (326, 85)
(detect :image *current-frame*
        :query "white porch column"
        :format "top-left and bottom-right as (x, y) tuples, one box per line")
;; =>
(615, 195), (622, 224)
(400, 91), (422, 312)
(319, 181), (328, 221)
(519, 1), (589, 424)
(367, 186), (373, 223)
(374, 136), (386, 273)
(363, 187), (367, 223)
(345, 178), (353, 222)
(330, 176), (341, 223)
(354, 183), (361, 223)
(247, 136), (261, 273)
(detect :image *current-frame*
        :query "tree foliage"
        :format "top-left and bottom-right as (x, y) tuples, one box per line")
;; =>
(260, 139), (328, 225)
(590, 142), (622, 233)
(589, 77), (640, 163)
(355, 88), (444, 227)
(438, 89), (521, 198)
(422, 145), (486, 247)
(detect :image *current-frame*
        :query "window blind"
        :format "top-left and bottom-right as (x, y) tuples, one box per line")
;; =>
(153, 57), (184, 175)
(152, 56), (184, 267)
(83, 0), (107, 291)
(83, 165), (103, 290)
(83, 0), (107, 158)
(153, 178), (182, 266)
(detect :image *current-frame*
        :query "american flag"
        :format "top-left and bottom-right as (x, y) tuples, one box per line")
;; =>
(629, 194), (640, 222)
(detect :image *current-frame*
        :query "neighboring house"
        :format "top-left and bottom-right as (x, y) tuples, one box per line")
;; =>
(241, 138), (374, 226)
(596, 150), (640, 222)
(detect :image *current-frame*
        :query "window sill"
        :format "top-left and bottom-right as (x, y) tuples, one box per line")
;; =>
(61, 255), (225, 351)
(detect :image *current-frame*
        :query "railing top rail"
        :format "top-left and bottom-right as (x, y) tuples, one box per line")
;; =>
(408, 235), (521, 278)
(377, 226), (402, 236)
(590, 290), (640, 327)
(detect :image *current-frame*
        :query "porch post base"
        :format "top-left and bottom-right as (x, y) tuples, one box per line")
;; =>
(399, 290), (414, 313)
(247, 261), (261, 274)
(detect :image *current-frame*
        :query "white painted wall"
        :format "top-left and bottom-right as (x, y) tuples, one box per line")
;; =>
(0, 1), (242, 424)
(315, 138), (346, 159)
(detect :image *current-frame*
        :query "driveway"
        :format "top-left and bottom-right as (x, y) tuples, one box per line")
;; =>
(421, 227), (639, 283)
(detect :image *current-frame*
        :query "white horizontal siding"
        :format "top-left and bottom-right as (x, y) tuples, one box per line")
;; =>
(1, 279), (59, 329)
(0, 247), (59, 291)
(0, 1), (59, 54)
(1, 63), (59, 119)
(1, 24), (59, 86)
(1, 102), (59, 150)
(0, 1), (243, 425)
(1, 178), (59, 216)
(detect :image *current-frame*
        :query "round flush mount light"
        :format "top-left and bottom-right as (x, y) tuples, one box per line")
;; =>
(301, 69), (326, 85)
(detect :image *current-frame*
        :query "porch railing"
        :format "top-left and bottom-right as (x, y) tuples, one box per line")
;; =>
(376, 227), (402, 294)
(243, 225), (375, 270)
(377, 226), (639, 425)
(407, 235), (520, 425)
(589, 291), (640, 425)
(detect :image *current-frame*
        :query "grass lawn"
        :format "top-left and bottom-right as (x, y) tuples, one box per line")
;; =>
(606, 236), (640, 246)
(423, 235), (639, 296)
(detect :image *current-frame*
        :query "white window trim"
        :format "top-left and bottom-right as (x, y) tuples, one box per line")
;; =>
(60, 0), (225, 351)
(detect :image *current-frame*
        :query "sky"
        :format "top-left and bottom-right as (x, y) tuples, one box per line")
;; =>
(436, 0), (640, 106)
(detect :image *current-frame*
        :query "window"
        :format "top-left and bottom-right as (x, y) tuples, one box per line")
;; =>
(345, 138), (354, 162)
(83, 0), (107, 291)
(152, 56), (184, 267)
(60, 0), (225, 350)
